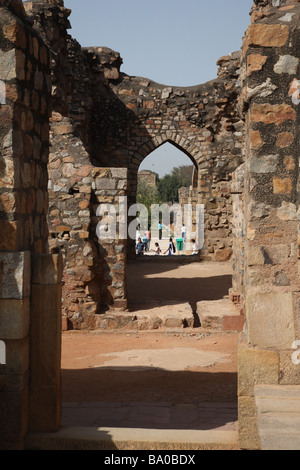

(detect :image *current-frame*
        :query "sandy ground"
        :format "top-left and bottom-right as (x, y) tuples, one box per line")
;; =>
(62, 329), (238, 405)
(61, 260), (237, 410)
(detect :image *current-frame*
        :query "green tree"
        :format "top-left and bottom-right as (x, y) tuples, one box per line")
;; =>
(157, 165), (194, 203)
(137, 179), (161, 227)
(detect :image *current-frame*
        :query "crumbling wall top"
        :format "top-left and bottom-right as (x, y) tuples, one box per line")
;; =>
(0, 0), (26, 18)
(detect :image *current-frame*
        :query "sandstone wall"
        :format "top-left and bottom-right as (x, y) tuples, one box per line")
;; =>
(0, 0), (62, 449)
(238, 0), (300, 450)
(18, 0), (247, 329)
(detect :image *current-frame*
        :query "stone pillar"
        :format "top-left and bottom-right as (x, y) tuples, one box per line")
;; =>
(92, 168), (128, 315)
(29, 254), (62, 432)
(0, 252), (31, 449)
(238, 0), (300, 450)
(0, 0), (52, 448)
(231, 164), (246, 304)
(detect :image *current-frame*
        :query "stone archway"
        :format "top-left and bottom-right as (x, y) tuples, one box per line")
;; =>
(1, 0), (300, 452)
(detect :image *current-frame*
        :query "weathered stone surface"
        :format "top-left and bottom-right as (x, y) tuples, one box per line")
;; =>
(248, 24), (289, 48)
(197, 299), (242, 331)
(0, 252), (30, 300)
(0, 49), (16, 81)
(238, 396), (261, 450)
(5, 337), (29, 379)
(0, 388), (28, 442)
(246, 292), (296, 349)
(251, 103), (296, 125)
(276, 132), (294, 148)
(238, 343), (279, 397)
(249, 154), (279, 173)
(247, 54), (268, 75)
(31, 254), (63, 286)
(0, 298), (29, 340)
(29, 284), (62, 432)
(255, 385), (300, 450)
(274, 55), (299, 74)
(273, 177), (293, 194)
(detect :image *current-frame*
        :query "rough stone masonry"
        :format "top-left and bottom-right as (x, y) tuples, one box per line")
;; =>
(23, 0), (246, 329)
(0, 0), (299, 452)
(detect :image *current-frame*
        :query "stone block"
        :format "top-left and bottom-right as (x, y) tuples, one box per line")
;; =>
(273, 177), (293, 194)
(31, 253), (63, 286)
(4, 370), (28, 393)
(214, 247), (232, 262)
(0, 221), (18, 251)
(0, 252), (30, 300)
(246, 291), (296, 349)
(29, 284), (62, 432)
(279, 351), (300, 385)
(274, 55), (299, 75)
(0, 387), (28, 442)
(95, 178), (116, 190)
(5, 337), (29, 376)
(0, 297), (30, 340)
(110, 168), (128, 179)
(223, 315), (244, 332)
(238, 396), (261, 450)
(0, 49), (16, 81)
(247, 54), (268, 76)
(248, 24), (289, 48)
(254, 385), (300, 450)
(249, 154), (279, 174)
(238, 343), (279, 398)
(251, 103), (296, 126)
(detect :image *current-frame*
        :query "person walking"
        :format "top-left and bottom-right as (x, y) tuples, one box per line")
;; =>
(152, 242), (161, 256)
(145, 229), (151, 252)
(181, 224), (187, 243)
(158, 222), (163, 240)
(164, 238), (176, 256)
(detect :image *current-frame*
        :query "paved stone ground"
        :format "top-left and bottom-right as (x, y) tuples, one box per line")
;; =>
(62, 402), (238, 432)
(61, 261), (238, 440)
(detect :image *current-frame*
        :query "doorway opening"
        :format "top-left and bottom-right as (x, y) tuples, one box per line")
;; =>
(135, 141), (199, 259)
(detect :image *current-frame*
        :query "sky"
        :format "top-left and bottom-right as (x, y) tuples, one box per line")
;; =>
(64, 0), (253, 177)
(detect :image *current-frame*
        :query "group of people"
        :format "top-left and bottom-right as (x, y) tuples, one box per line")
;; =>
(136, 236), (175, 257)
(136, 231), (199, 257)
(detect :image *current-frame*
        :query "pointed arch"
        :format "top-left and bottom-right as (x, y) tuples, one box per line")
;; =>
(134, 134), (200, 170)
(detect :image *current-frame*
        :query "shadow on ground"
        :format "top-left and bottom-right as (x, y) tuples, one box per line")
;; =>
(127, 260), (232, 313)
(62, 367), (237, 431)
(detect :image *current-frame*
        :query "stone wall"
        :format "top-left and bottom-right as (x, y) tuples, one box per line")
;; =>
(0, 0), (300, 452)
(0, 0), (62, 449)
(17, 0), (247, 329)
(48, 154), (128, 329)
(238, 0), (300, 450)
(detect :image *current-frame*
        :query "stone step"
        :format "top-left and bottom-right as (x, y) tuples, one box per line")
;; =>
(97, 303), (195, 330)
(254, 385), (300, 450)
(25, 426), (239, 451)
(196, 299), (244, 332)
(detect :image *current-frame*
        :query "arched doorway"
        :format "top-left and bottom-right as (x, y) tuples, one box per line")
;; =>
(126, 141), (233, 324)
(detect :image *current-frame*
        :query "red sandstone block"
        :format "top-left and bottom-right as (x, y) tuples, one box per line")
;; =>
(62, 316), (68, 331)
(223, 315), (244, 332)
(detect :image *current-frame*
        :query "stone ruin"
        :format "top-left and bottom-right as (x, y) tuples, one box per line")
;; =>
(0, 0), (299, 450)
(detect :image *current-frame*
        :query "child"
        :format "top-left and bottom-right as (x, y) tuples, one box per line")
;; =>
(152, 242), (161, 256)
(191, 239), (199, 255)
(136, 237), (145, 256)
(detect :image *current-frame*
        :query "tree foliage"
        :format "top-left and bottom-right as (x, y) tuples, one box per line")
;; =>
(137, 165), (194, 210)
(157, 165), (194, 203)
